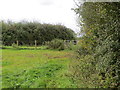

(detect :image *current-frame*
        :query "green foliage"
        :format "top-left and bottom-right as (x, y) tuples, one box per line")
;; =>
(1, 21), (75, 46)
(72, 2), (120, 88)
(12, 43), (19, 49)
(47, 39), (65, 50)
(70, 55), (100, 88)
(65, 41), (73, 50)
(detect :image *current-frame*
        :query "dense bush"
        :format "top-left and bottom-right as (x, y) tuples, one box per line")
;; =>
(47, 39), (65, 50)
(71, 2), (120, 88)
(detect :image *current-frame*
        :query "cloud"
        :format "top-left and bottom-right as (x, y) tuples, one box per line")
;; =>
(39, 0), (54, 6)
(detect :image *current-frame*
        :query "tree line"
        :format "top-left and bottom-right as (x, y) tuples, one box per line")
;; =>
(1, 21), (75, 46)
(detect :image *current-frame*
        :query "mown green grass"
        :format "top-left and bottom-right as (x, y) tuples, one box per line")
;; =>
(2, 47), (77, 88)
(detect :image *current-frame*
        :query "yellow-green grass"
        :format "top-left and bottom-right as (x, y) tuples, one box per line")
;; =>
(2, 47), (77, 88)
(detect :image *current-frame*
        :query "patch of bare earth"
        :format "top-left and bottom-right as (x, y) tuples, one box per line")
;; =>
(16, 54), (35, 58)
(43, 53), (74, 59)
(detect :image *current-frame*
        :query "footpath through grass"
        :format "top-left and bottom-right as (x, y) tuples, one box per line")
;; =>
(2, 47), (77, 88)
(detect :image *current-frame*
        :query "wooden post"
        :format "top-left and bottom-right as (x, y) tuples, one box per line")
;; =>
(17, 40), (19, 46)
(35, 40), (37, 49)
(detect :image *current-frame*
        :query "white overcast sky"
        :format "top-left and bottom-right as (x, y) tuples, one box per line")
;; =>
(0, 0), (81, 33)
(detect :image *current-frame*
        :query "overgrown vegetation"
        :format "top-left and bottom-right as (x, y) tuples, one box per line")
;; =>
(71, 2), (120, 88)
(46, 39), (65, 50)
(12, 43), (19, 49)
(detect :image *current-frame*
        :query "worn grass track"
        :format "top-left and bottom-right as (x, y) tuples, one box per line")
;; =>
(2, 47), (77, 88)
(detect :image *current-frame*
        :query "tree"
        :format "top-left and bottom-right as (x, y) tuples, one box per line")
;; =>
(2, 21), (75, 46)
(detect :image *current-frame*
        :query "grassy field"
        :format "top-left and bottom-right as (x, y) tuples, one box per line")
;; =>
(1, 46), (77, 88)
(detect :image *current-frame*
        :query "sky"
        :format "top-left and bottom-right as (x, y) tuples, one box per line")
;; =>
(0, 0), (81, 33)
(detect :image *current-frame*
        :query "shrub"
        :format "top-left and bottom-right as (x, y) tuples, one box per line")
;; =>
(77, 47), (89, 56)
(70, 53), (100, 88)
(65, 41), (73, 50)
(72, 2), (120, 88)
(12, 43), (19, 49)
(47, 39), (65, 50)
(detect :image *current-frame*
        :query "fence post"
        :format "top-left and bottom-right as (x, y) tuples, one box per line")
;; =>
(35, 40), (37, 49)
(17, 40), (19, 46)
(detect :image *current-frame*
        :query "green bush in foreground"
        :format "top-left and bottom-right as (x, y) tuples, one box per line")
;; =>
(72, 2), (120, 88)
